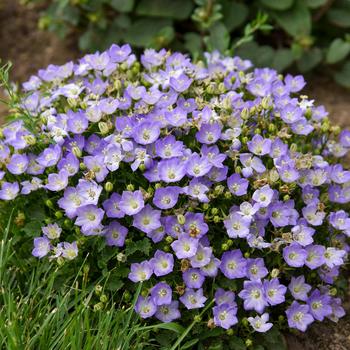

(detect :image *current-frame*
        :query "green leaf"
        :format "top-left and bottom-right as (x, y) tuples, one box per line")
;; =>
(204, 22), (230, 52)
(229, 336), (246, 350)
(297, 47), (323, 72)
(273, 0), (311, 37)
(327, 0), (350, 27)
(271, 48), (295, 71)
(306, 0), (327, 8)
(125, 238), (152, 256)
(105, 278), (124, 291)
(184, 32), (203, 60)
(109, 0), (134, 13)
(221, 1), (249, 31)
(182, 338), (200, 349)
(136, 0), (193, 20)
(326, 38), (350, 64)
(123, 18), (172, 47)
(334, 61), (350, 87)
(235, 41), (274, 67)
(260, 0), (294, 10)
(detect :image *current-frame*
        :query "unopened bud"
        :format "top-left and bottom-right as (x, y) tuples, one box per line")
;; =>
(271, 268), (280, 278)
(117, 253), (126, 262)
(72, 146), (82, 158)
(100, 294), (108, 303)
(177, 214), (186, 225)
(55, 211), (63, 219)
(104, 181), (113, 192)
(126, 184), (135, 191)
(98, 121), (109, 135)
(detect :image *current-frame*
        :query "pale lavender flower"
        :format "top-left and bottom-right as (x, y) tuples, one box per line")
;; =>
(248, 313), (273, 333)
(196, 122), (222, 144)
(246, 258), (268, 281)
(158, 158), (187, 183)
(190, 244), (212, 268)
(247, 134), (272, 156)
(128, 261), (153, 282)
(186, 153), (212, 177)
(153, 186), (181, 209)
(227, 173), (249, 195)
(7, 154), (28, 175)
(252, 185), (274, 207)
(61, 241), (78, 260)
(220, 250), (247, 279)
(238, 280), (268, 313)
(224, 212), (251, 238)
(0, 182), (19, 200)
(183, 268), (205, 289)
(133, 205), (161, 234)
(305, 245), (326, 269)
(150, 250), (174, 276)
(283, 243), (307, 267)
(179, 288), (207, 309)
(42, 223), (62, 240)
(307, 289), (332, 321)
(75, 205), (104, 233)
(32, 237), (51, 258)
(155, 301), (181, 323)
(45, 170), (69, 191)
(213, 303), (238, 329)
(263, 278), (287, 305)
(135, 296), (156, 319)
(288, 276), (311, 301)
(119, 190), (145, 216)
(171, 236), (198, 259)
(286, 301), (314, 332)
(133, 121), (160, 145)
(151, 282), (172, 306)
(103, 193), (125, 218)
(104, 221), (128, 247)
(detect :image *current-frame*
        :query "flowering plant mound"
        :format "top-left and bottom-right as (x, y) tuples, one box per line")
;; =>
(1, 45), (350, 338)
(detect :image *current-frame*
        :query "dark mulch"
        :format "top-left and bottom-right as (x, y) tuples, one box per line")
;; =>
(0, 1), (350, 349)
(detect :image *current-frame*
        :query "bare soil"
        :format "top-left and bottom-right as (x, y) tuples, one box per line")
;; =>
(0, 1), (350, 349)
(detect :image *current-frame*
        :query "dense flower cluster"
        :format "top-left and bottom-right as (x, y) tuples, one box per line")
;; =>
(1, 45), (349, 334)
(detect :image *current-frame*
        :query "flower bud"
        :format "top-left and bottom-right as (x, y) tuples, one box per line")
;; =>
(95, 285), (103, 295)
(79, 162), (86, 170)
(261, 97), (271, 109)
(207, 318), (216, 329)
(126, 184), (135, 191)
(329, 287), (337, 296)
(254, 128), (261, 135)
(24, 135), (36, 146)
(194, 315), (202, 323)
(67, 98), (77, 108)
(104, 181), (113, 192)
(227, 239), (233, 247)
(241, 317), (249, 327)
(44, 218), (51, 224)
(139, 164), (146, 172)
(241, 108), (249, 120)
(45, 199), (54, 208)
(269, 169), (280, 183)
(268, 123), (276, 133)
(202, 203), (210, 210)
(221, 243), (229, 251)
(245, 339), (253, 347)
(55, 211), (63, 219)
(225, 328), (233, 335)
(141, 290), (148, 297)
(177, 214), (186, 225)
(117, 253), (126, 262)
(123, 291), (131, 301)
(211, 208), (219, 215)
(244, 252), (250, 259)
(93, 302), (104, 312)
(224, 191), (232, 199)
(271, 268), (280, 278)
(98, 121), (110, 135)
(64, 219), (71, 228)
(165, 236), (173, 244)
(213, 215), (220, 223)
(72, 147), (82, 158)
(100, 294), (108, 303)
(163, 245), (170, 252)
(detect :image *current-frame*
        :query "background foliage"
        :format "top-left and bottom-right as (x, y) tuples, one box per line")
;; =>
(22, 0), (350, 87)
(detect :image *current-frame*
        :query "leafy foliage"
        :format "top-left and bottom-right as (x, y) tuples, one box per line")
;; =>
(22, 0), (350, 87)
